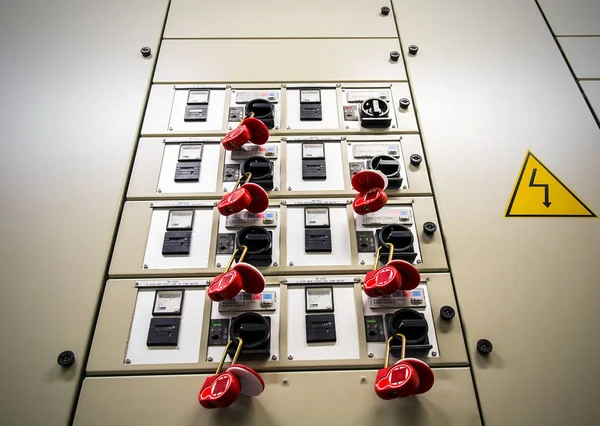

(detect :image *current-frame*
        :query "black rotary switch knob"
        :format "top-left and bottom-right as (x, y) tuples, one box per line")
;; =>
(423, 221), (437, 235)
(440, 305), (456, 321)
(477, 339), (493, 355)
(399, 98), (411, 109)
(57, 350), (75, 368)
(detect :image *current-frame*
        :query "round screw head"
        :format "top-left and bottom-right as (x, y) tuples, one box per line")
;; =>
(423, 221), (438, 235)
(410, 154), (423, 166)
(389, 51), (401, 62)
(399, 98), (411, 109)
(431, 351), (438, 357)
(289, 262), (294, 266)
(368, 352), (374, 358)
(408, 45), (419, 55)
(125, 358), (131, 364)
(140, 47), (151, 57)
(440, 305), (456, 321)
(273, 262), (279, 267)
(283, 378), (288, 384)
(216, 263), (221, 268)
(381, 6), (390, 15)
(207, 356), (213, 362)
(272, 355), (278, 360)
(477, 339), (493, 355)
(57, 350), (75, 368)
(288, 355), (293, 360)
(361, 376), (366, 382)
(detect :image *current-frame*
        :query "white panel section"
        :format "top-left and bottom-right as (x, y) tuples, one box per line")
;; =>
(581, 81), (600, 116)
(286, 89), (340, 130)
(286, 142), (345, 191)
(362, 284), (439, 359)
(286, 207), (352, 266)
(126, 289), (205, 364)
(558, 37), (600, 79)
(143, 209), (212, 269)
(537, 0), (600, 36)
(168, 89), (226, 132)
(227, 89), (282, 130)
(222, 143), (281, 192)
(206, 288), (281, 363)
(287, 286), (360, 361)
(214, 208), (281, 267)
(157, 143), (220, 194)
(164, 0), (398, 39)
(355, 206), (422, 265)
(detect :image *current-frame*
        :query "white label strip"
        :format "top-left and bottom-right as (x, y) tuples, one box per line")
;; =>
(136, 280), (207, 288)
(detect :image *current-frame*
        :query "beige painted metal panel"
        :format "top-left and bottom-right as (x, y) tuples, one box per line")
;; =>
(88, 273), (466, 374)
(165, 0), (397, 39)
(558, 37), (600, 79)
(581, 81), (600, 116)
(154, 39), (407, 83)
(74, 368), (480, 426)
(393, 0), (600, 425)
(0, 1), (168, 425)
(537, 0), (600, 36)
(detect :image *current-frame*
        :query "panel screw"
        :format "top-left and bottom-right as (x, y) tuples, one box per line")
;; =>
(281, 200), (286, 205)
(275, 126), (280, 130)
(345, 125), (350, 129)
(402, 185), (407, 189)
(410, 154), (423, 166)
(157, 188), (162, 193)
(228, 126), (233, 130)
(426, 276), (430, 281)
(360, 260), (365, 265)
(381, 6), (390, 15)
(273, 262), (279, 267)
(216, 263), (221, 268)
(168, 127), (173, 131)
(342, 89), (346, 92)
(140, 47), (151, 58)
(274, 187), (279, 191)
(288, 186), (292, 191)
(408, 45), (419, 55)
(283, 378), (289, 384)
(143, 264), (148, 269)
(416, 259), (422, 264)
(347, 141), (352, 145)
(272, 355), (278, 360)
(289, 262), (294, 266)
(361, 376), (366, 382)
(368, 352), (374, 358)
(431, 351), (438, 357)
(354, 277), (360, 282)
(399, 98), (411, 109)
(125, 358), (131, 364)
(57, 351), (76, 368)
(281, 84), (287, 88)
(389, 51), (401, 62)
(207, 356), (213, 362)
(287, 126), (291, 130)
(477, 339), (493, 355)
(288, 355), (293, 360)
(392, 124), (397, 128)
(223, 188), (227, 192)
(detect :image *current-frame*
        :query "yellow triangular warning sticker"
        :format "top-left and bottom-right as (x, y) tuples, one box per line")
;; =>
(505, 151), (596, 217)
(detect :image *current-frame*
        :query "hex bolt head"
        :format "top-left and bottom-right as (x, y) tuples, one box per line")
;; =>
(399, 98), (411, 109)
(57, 350), (75, 368)
(381, 6), (390, 15)
(410, 154), (423, 166)
(389, 51), (401, 62)
(440, 305), (456, 321)
(477, 339), (493, 355)
(423, 221), (438, 235)
(140, 47), (151, 58)
(408, 45), (419, 55)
